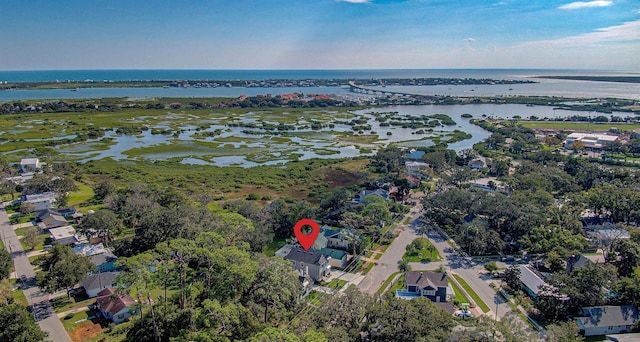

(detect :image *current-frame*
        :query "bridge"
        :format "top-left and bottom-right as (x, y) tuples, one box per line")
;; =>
(348, 81), (427, 98)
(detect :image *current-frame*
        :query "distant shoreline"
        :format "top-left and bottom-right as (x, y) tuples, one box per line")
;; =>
(538, 76), (640, 83)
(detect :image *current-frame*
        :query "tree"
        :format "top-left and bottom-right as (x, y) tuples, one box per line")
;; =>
(614, 274), (640, 307)
(0, 302), (47, 342)
(503, 265), (521, 292)
(37, 244), (95, 298)
(0, 279), (12, 305)
(546, 320), (583, 342)
(19, 201), (35, 215)
(610, 239), (640, 278)
(484, 261), (498, 275)
(398, 259), (411, 272)
(77, 209), (123, 247)
(369, 297), (454, 341)
(93, 179), (116, 200)
(546, 250), (565, 273)
(0, 248), (11, 280)
(22, 227), (40, 251)
(243, 256), (300, 324)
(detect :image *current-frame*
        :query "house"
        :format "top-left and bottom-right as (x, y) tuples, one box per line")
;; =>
(355, 189), (389, 203)
(311, 232), (328, 250)
(80, 271), (119, 298)
(575, 306), (638, 337)
(566, 254), (593, 274)
(405, 161), (430, 179)
(37, 213), (68, 231)
(470, 177), (504, 192)
(587, 228), (631, 249)
(23, 192), (56, 211)
(518, 265), (547, 300)
(20, 158), (40, 173)
(315, 248), (349, 269)
(403, 271), (452, 302)
(468, 158), (486, 170)
(49, 225), (78, 245)
(95, 288), (137, 324)
(320, 226), (359, 251)
(282, 247), (331, 283)
(73, 243), (119, 273)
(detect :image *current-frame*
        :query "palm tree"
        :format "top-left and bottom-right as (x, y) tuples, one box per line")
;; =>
(417, 225), (429, 238)
(398, 259), (411, 272)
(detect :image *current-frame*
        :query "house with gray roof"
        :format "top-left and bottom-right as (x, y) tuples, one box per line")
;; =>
(566, 254), (593, 274)
(81, 271), (119, 298)
(575, 306), (639, 337)
(403, 271), (452, 302)
(519, 265), (548, 300)
(282, 247), (331, 283)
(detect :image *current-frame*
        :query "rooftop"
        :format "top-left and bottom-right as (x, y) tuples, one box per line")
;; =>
(405, 271), (448, 288)
(81, 271), (119, 291)
(96, 288), (136, 315)
(519, 265), (547, 296)
(49, 225), (76, 240)
(576, 306), (638, 329)
(283, 247), (328, 265)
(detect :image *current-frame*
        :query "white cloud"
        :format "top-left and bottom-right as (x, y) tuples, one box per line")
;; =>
(466, 37), (476, 43)
(558, 1), (613, 10)
(336, 0), (371, 3)
(515, 20), (640, 48)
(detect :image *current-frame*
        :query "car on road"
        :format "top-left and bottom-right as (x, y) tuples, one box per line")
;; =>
(20, 274), (27, 282)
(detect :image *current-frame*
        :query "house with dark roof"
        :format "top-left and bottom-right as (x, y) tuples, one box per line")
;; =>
(566, 254), (593, 274)
(282, 247), (331, 283)
(95, 288), (137, 324)
(81, 271), (119, 298)
(575, 306), (639, 337)
(518, 265), (548, 300)
(37, 213), (68, 231)
(403, 271), (452, 302)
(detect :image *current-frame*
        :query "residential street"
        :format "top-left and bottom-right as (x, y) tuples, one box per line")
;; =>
(1, 204), (72, 342)
(355, 192), (513, 320)
(409, 224), (512, 320)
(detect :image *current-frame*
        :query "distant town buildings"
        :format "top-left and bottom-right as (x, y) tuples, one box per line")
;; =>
(564, 132), (619, 149)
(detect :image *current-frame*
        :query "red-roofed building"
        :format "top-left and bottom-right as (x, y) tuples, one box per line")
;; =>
(95, 288), (137, 324)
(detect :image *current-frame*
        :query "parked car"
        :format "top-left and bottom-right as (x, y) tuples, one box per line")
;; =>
(20, 274), (27, 282)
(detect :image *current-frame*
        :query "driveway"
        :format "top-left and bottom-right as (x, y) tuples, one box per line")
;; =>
(1, 205), (72, 342)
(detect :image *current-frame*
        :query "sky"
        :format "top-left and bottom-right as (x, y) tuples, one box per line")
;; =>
(1, 0), (639, 71)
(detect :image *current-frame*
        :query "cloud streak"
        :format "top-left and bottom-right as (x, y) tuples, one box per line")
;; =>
(558, 1), (613, 10)
(515, 19), (640, 48)
(336, 0), (371, 3)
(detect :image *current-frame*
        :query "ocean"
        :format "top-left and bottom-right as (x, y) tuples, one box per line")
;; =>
(1, 69), (639, 101)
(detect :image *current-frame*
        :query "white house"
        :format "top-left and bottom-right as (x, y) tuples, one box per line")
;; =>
(20, 158), (40, 174)
(24, 192), (56, 212)
(575, 306), (638, 337)
(95, 288), (137, 324)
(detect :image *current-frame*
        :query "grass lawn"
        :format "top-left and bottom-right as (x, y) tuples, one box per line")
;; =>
(517, 121), (640, 131)
(361, 261), (375, 275)
(453, 274), (491, 313)
(67, 182), (104, 213)
(402, 238), (441, 263)
(376, 272), (400, 296)
(51, 291), (93, 314)
(61, 308), (130, 342)
(449, 279), (469, 304)
(306, 291), (330, 306)
(389, 274), (406, 294)
(18, 232), (49, 252)
(324, 278), (347, 290)
(10, 214), (34, 225)
(12, 287), (29, 307)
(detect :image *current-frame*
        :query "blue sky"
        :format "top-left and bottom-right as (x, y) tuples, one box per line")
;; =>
(1, 0), (639, 71)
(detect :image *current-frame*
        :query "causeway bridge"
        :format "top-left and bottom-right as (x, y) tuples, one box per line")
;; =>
(348, 81), (425, 98)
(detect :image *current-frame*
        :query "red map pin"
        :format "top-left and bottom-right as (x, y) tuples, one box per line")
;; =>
(294, 218), (320, 251)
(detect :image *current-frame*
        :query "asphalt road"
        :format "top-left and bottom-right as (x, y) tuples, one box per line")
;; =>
(410, 225), (512, 320)
(1, 204), (72, 342)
